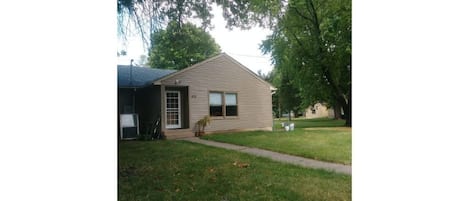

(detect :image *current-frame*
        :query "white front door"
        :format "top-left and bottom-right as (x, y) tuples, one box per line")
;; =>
(166, 91), (181, 129)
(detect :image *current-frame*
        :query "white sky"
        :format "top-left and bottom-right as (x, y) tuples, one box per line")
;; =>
(117, 5), (273, 74)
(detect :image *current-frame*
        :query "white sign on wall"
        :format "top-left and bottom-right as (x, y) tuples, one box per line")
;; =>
(120, 113), (140, 139)
(120, 114), (135, 127)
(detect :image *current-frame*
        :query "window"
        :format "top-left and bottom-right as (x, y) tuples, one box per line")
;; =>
(209, 92), (238, 117)
(225, 93), (237, 116)
(209, 92), (223, 116)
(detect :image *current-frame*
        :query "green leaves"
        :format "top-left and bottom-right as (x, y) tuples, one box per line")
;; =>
(148, 21), (221, 70)
(119, 0), (351, 124)
(260, 0), (351, 122)
(118, 0), (285, 46)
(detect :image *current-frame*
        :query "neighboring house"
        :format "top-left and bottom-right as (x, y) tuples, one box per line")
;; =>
(118, 53), (275, 139)
(304, 103), (335, 119)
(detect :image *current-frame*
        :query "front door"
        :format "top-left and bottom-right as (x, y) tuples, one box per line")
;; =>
(166, 91), (181, 129)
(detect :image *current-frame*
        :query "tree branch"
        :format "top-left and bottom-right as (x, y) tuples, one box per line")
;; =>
(133, 8), (150, 49)
(291, 6), (315, 24)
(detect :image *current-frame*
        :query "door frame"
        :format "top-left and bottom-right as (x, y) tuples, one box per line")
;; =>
(165, 90), (181, 129)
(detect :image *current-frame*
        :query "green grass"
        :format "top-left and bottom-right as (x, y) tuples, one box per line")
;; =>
(274, 117), (346, 129)
(201, 118), (351, 165)
(119, 141), (351, 201)
(202, 129), (351, 165)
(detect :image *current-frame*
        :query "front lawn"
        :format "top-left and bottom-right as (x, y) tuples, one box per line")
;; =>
(119, 141), (351, 201)
(202, 127), (351, 165)
(274, 117), (346, 129)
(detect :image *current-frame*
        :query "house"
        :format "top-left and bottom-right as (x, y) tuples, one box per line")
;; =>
(118, 53), (275, 139)
(303, 103), (335, 119)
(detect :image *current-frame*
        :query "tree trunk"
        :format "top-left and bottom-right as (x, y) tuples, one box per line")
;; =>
(345, 91), (351, 127)
(343, 101), (351, 127)
(343, 83), (352, 127)
(278, 101), (281, 119)
(337, 93), (352, 127)
(333, 104), (342, 119)
(336, 95), (351, 127)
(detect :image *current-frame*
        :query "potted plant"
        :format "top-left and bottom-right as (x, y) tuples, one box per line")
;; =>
(195, 115), (211, 137)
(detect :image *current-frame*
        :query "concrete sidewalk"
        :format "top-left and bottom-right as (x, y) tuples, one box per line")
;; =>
(180, 137), (351, 175)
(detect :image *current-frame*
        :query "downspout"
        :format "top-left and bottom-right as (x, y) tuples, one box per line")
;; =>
(130, 59), (139, 136)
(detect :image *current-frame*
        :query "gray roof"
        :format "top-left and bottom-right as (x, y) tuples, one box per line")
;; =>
(118, 65), (176, 88)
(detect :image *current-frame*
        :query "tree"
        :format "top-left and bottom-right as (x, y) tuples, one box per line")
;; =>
(257, 69), (274, 83)
(261, 0), (351, 126)
(147, 21), (221, 70)
(117, 50), (127, 57)
(118, 0), (211, 49)
(117, 0), (282, 47)
(118, 0), (352, 126)
(138, 54), (148, 66)
(257, 69), (283, 119)
(278, 72), (302, 120)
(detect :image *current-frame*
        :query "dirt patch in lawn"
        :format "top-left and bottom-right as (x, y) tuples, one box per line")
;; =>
(304, 127), (352, 132)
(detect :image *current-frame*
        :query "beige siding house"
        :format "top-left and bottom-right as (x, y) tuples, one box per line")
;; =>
(153, 53), (274, 138)
(127, 53), (275, 139)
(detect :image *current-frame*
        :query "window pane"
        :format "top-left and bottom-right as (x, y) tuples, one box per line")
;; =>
(210, 106), (223, 116)
(209, 92), (222, 106)
(226, 106), (237, 116)
(225, 93), (237, 106)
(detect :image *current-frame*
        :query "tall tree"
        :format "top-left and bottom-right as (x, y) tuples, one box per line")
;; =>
(147, 21), (221, 70)
(261, 0), (351, 126)
(278, 71), (302, 120)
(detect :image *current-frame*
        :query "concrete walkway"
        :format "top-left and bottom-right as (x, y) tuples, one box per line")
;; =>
(180, 137), (351, 175)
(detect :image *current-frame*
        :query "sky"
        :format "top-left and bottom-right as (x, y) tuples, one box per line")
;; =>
(117, 5), (274, 74)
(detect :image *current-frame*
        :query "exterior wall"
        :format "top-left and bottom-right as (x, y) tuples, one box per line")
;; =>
(135, 86), (161, 132)
(118, 88), (135, 114)
(160, 55), (273, 134)
(118, 88), (135, 139)
(118, 86), (161, 136)
(304, 103), (334, 119)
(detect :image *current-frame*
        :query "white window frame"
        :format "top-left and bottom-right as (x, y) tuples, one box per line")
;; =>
(209, 91), (238, 118)
(166, 90), (181, 129)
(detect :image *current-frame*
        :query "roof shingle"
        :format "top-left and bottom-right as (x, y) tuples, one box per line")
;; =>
(118, 65), (176, 88)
